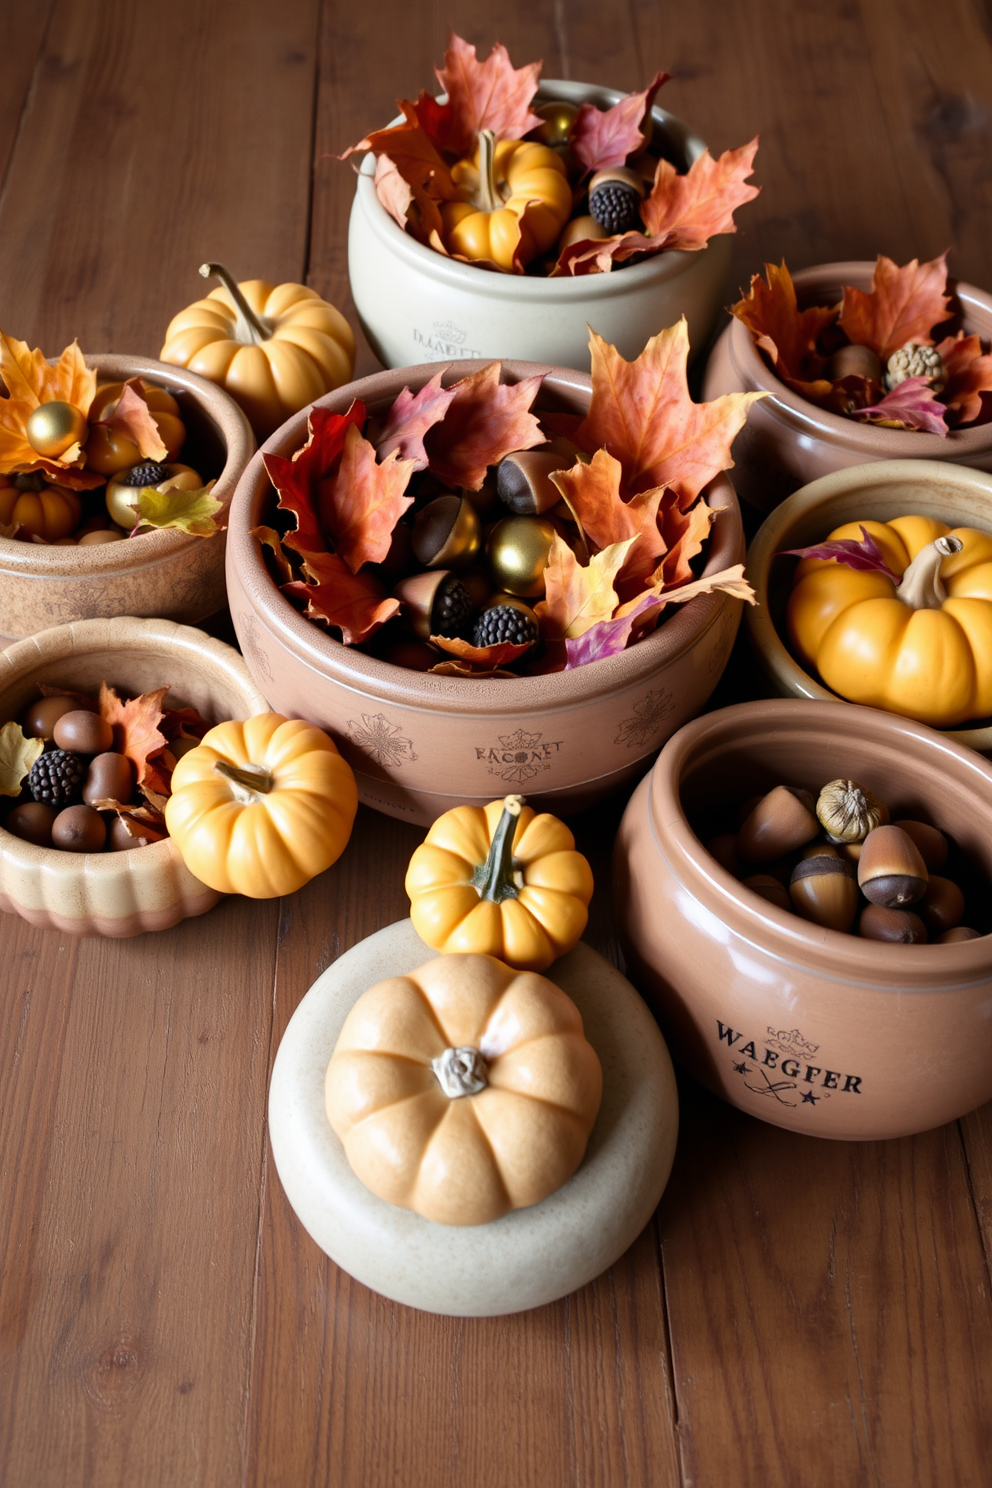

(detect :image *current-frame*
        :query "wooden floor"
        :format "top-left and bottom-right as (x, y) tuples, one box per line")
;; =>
(3, 2), (992, 1484)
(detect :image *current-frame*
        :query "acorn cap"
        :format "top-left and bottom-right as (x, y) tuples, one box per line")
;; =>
(859, 904), (928, 944)
(857, 824), (928, 908)
(737, 785), (819, 864)
(788, 853), (858, 933)
(496, 450), (572, 515)
(411, 494), (481, 569)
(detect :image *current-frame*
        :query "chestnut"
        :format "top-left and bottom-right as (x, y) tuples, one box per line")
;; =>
(858, 824), (928, 907)
(938, 926), (982, 944)
(742, 874), (791, 913)
(859, 904), (928, 943)
(789, 854), (858, 933)
(738, 786), (819, 864)
(5, 801), (58, 846)
(51, 804), (107, 853)
(83, 752), (135, 807)
(890, 819), (949, 873)
(918, 876), (966, 935)
(23, 693), (94, 740)
(54, 709), (114, 755)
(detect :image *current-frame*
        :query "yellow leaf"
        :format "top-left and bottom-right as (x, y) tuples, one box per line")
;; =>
(535, 534), (637, 639)
(0, 332), (98, 479)
(0, 721), (43, 796)
(135, 481), (223, 537)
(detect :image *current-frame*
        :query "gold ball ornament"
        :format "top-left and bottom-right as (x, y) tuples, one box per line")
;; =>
(25, 401), (88, 458)
(487, 516), (556, 597)
(533, 100), (578, 149)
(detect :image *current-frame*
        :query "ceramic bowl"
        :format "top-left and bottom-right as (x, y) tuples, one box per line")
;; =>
(614, 698), (992, 1141)
(225, 360), (745, 825)
(702, 262), (992, 512)
(0, 354), (255, 644)
(0, 617), (267, 936)
(745, 458), (992, 754)
(347, 80), (732, 373)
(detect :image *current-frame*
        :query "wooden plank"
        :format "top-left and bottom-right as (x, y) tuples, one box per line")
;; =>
(0, 2), (55, 193)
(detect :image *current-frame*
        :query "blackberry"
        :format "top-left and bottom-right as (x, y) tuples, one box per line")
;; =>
(473, 604), (538, 649)
(431, 576), (472, 638)
(589, 181), (641, 235)
(120, 461), (171, 487)
(27, 748), (84, 806)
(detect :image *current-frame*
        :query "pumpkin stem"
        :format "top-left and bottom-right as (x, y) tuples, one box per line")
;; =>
(476, 129), (503, 214)
(895, 534), (963, 611)
(12, 472), (47, 492)
(199, 262), (272, 346)
(432, 1046), (489, 1098)
(213, 759), (274, 803)
(472, 794), (525, 903)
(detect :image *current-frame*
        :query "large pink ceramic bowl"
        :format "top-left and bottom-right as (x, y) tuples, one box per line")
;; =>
(225, 360), (745, 825)
(702, 263), (992, 513)
(614, 698), (992, 1141)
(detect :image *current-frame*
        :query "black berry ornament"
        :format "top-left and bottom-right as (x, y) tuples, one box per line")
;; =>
(120, 461), (172, 487)
(473, 604), (539, 650)
(27, 748), (84, 806)
(588, 168), (645, 235)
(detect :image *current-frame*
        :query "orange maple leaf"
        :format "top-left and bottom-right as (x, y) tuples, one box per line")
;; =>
(283, 551), (399, 645)
(0, 332), (100, 483)
(320, 423), (415, 573)
(93, 380), (168, 462)
(730, 262), (837, 396)
(838, 251), (953, 362)
(422, 363), (544, 490)
(641, 138), (760, 250)
(98, 683), (169, 786)
(535, 534), (637, 640)
(576, 322), (765, 503)
(428, 34), (543, 158)
(656, 499), (716, 588)
(429, 634), (532, 668)
(551, 449), (667, 585)
(937, 331), (992, 426)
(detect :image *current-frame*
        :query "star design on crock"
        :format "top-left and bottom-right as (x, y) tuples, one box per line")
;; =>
(733, 1060), (751, 1075)
(614, 689), (676, 749)
(345, 712), (418, 767)
(801, 1091), (820, 1105)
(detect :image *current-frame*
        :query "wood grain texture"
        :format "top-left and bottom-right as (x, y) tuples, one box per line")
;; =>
(0, 1), (55, 193)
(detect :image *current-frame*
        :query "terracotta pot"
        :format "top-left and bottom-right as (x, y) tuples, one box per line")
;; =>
(702, 262), (992, 513)
(0, 617), (267, 936)
(0, 354), (255, 644)
(745, 458), (992, 754)
(614, 698), (992, 1140)
(347, 81), (732, 374)
(225, 360), (745, 825)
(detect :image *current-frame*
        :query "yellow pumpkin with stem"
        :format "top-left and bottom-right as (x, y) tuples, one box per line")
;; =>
(441, 130), (572, 272)
(0, 474), (81, 540)
(165, 713), (358, 897)
(787, 515), (992, 727)
(405, 794), (593, 971)
(160, 263), (356, 439)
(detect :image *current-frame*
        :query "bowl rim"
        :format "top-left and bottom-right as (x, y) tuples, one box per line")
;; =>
(648, 696), (992, 986)
(226, 358), (744, 714)
(724, 260), (992, 453)
(744, 457), (992, 749)
(352, 77), (721, 301)
(0, 353), (255, 575)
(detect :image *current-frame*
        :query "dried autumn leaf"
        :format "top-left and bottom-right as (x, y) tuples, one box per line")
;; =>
(656, 498), (716, 587)
(0, 720), (43, 796)
(730, 261), (837, 395)
(535, 534), (636, 639)
(264, 401), (366, 556)
(0, 332), (101, 485)
(159, 705), (209, 742)
(563, 592), (664, 668)
(847, 377), (949, 435)
(134, 481), (223, 536)
(371, 143), (450, 248)
(838, 251), (953, 362)
(576, 322), (765, 503)
(779, 525), (901, 580)
(374, 371), (459, 468)
(422, 363), (544, 490)
(0, 520), (19, 539)
(250, 525), (295, 584)
(429, 634), (531, 668)
(94, 380), (168, 462)
(937, 332), (992, 426)
(428, 660), (518, 678)
(93, 799), (169, 844)
(551, 449), (667, 585)
(98, 682), (169, 785)
(319, 423), (415, 572)
(570, 70), (669, 174)
(283, 550), (399, 645)
(429, 33), (543, 159)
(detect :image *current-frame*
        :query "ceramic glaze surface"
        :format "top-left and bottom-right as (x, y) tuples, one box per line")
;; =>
(225, 361), (745, 824)
(614, 698), (992, 1140)
(348, 81), (732, 373)
(745, 459), (992, 754)
(703, 263), (992, 512)
(268, 918), (679, 1315)
(0, 617), (267, 936)
(0, 355), (255, 642)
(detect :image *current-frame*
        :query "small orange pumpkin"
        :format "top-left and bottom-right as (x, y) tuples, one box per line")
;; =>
(0, 475), (81, 540)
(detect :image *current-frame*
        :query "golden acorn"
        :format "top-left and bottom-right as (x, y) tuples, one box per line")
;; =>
(411, 494), (481, 569)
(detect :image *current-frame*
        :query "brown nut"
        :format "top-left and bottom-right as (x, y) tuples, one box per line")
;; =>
(411, 494), (481, 569)
(857, 824), (928, 907)
(5, 801), (58, 846)
(891, 819), (949, 873)
(738, 786), (819, 864)
(742, 874), (792, 913)
(496, 451), (572, 516)
(815, 778), (888, 843)
(918, 875), (966, 935)
(938, 926), (981, 944)
(54, 709), (114, 755)
(557, 214), (608, 252)
(824, 344), (883, 384)
(393, 570), (471, 641)
(859, 904), (928, 943)
(789, 854), (858, 933)
(23, 692), (96, 739)
(706, 833), (743, 878)
(83, 752), (135, 807)
(51, 804), (107, 853)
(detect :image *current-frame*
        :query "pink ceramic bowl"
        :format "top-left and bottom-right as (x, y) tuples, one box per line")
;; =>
(614, 698), (992, 1141)
(702, 262), (992, 513)
(224, 360), (746, 825)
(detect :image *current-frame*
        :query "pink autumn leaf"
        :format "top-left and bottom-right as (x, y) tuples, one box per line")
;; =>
(570, 71), (670, 174)
(564, 591), (664, 668)
(847, 378), (949, 436)
(780, 524), (901, 580)
(374, 371), (459, 468)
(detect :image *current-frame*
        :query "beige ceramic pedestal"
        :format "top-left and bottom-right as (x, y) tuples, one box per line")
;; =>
(268, 919), (679, 1316)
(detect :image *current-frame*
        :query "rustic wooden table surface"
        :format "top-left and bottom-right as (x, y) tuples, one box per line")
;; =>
(3, 2), (992, 1485)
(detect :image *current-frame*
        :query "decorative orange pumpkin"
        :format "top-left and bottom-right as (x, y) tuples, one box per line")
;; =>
(787, 515), (992, 727)
(441, 131), (572, 271)
(325, 951), (603, 1225)
(0, 475), (81, 540)
(160, 263), (356, 439)
(164, 713), (358, 897)
(404, 794), (593, 971)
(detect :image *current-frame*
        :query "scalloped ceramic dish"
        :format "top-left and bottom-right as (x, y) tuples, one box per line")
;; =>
(0, 617), (267, 936)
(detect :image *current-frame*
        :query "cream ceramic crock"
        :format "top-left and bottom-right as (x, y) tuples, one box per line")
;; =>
(347, 81), (732, 373)
(614, 698), (992, 1140)
(225, 360), (746, 825)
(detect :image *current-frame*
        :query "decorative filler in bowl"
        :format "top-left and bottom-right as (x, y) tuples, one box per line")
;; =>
(0, 332), (222, 545)
(252, 324), (759, 678)
(732, 252), (992, 435)
(341, 33), (759, 278)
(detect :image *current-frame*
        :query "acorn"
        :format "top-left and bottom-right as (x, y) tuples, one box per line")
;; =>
(891, 819), (949, 873)
(824, 344), (883, 384)
(859, 904), (928, 944)
(487, 516), (556, 597)
(106, 461), (203, 529)
(857, 824), (928, 907)
(23, 692), (95, 740)
(918, 876), (966, 936)
(938, 926), (981, 944)
(742, 874), (792, 913)
(815, 779), (887, 843)
(392, 570), (472, 640)
(789, 854), (859, 933)
(51, 804), (107, 853)
(411, 494), (481, 569)
(26, 401), (89, 458)
(557, 215), (608, 253)
(737, 786), (819, 864)
(496, 451), (572, 516)
(588, 167), (645, 234)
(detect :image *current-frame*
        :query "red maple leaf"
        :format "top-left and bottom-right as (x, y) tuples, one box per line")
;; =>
(838, 251), (953, 362)
(570, 71), (669, 174)
(730, 261), (838, 395)
(282, 551), (399, 646)
(425, 34), (543, 158)
(373, 371), (459, 468)
(938, 332), (992, 426)
(319, 424), (415, 572)
(263, 402), (366, 556)
(422, 363), (544, 490)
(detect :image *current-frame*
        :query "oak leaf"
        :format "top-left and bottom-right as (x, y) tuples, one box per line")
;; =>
(576, 322), (765, 502)
(94, 380), (168, 462)
(98, 682), (169, 786)
(0, 333), (101, 485)
(264, 401), (366, 556)
(422, 362), (544, 490)
(319, 423), (416, 572)
(282, 551), (399, 646)
(428, 34), (543, 158)
(730, 261), (837, 396)
(134, 481), (223, 536)
(938, 332), (992, 426)
(0, 721), (43, 796)
(535, 534), (636, 639)
(550, 448), (667, 585)
(374, 371), (459, 467)
(429, 634), (531, 668)
(847, 377), (948, 435)
(570, 71), (669, 174)
(838, 251), (953, 362)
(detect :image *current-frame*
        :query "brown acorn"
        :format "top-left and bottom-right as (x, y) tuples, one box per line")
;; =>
(557, 214), (608, 252)
(789, 854), (859, 932)
(824, 344), (883, 384)
(918, 875), (966, 935)
(392, 570), (472, 640)
(891, 819), (949, 873)
(859, 904), (928, 944)
(742, 874), (792, 913)
(937, 926), (981, 944)
(857, 824), (928, 907)
(411, 494), (481, 569)
(737, 786), (819, 864)
(496, 451), (572, 516)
